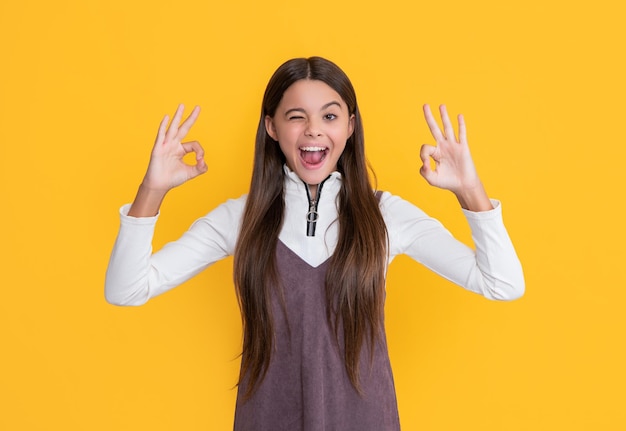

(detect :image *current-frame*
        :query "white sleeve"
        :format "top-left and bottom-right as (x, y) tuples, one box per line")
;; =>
(381, 192), (525, 300)
(104, 196), (246, 306)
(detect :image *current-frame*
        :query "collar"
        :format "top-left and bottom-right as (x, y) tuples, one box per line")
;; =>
(282, 164), (343, 192)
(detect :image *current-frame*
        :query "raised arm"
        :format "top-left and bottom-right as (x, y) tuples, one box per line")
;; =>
(381, 104), (525, 300)
(105, 105), (219, 306)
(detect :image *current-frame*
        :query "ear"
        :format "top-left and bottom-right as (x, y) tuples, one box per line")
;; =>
(265, 115), (278, 141)
(348, 114), (356, 137)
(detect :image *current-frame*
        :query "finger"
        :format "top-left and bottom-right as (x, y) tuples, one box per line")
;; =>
(457, 114), (467, 144)
(419, 144), (438, 182)
(423, 104), (445, 142)
(177, 106), (201, 139)
(181, 140), (204, 158)
(190, 157), (208, 177)
(419, 143), (437, 166)
(165, 104), (185, 142)
(155, 114), (169, 146)
(181, 141), (208, 178)
(185, 157), (208, 179)
(419, 158), (436, 185)
(439, 105), (457, 142)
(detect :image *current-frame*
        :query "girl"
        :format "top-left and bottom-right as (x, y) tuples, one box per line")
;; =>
(105, 57), (524, 430)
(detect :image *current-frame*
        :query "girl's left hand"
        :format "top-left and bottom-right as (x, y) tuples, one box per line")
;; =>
(419, 104), (482, 195)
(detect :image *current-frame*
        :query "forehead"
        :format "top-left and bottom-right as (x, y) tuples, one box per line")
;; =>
(279, 79), (347, 110)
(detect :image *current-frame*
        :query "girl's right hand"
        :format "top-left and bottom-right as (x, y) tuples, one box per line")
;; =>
(142, 104), (207, 192)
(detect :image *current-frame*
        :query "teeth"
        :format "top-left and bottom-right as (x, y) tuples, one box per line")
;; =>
(300, 146), (326, 152)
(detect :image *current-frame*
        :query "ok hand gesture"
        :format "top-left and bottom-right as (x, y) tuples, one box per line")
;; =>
(142, 104), (207, 192)
(128, 105), (207, 217)
(420, 104), (492, 211)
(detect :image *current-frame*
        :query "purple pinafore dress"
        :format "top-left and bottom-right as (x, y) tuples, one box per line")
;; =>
(233, 236), (401, 430)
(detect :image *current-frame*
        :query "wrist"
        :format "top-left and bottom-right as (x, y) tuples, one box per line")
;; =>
(138, 180), (170, 197)
(128, 183), (168, 217)
(454, 182), (493, 212)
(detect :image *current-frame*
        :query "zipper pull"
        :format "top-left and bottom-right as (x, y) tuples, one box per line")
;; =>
(306, 199), (318, 237)
(303, 176), (329, 237)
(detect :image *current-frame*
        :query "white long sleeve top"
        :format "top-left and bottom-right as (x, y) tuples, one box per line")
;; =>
(105, 168), (525, 306)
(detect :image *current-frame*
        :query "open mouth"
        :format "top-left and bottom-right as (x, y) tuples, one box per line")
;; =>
(299, 146), (329, 166)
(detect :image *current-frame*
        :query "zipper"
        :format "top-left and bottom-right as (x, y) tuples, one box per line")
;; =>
(303, 177), (329, 237)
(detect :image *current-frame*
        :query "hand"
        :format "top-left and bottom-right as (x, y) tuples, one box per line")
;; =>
(142, 104), (207, 192)
(420, 104), (481, 194)
(420, 104), (492, 211)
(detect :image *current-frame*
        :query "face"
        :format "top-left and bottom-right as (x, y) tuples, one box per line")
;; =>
(265, 79), (355, 186)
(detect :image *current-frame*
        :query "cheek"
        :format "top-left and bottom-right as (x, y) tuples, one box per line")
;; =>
(274, 124), (299, 142)
(334, 140), (348, 159)
(277, 141), (294, 160)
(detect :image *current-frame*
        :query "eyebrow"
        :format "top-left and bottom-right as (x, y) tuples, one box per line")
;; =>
(284, 101), (343, 116)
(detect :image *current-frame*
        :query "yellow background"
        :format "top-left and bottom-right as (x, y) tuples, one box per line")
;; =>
(1, 0), (624, 429)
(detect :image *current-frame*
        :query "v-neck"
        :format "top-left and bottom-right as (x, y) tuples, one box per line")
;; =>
(277, 239), (332, 270)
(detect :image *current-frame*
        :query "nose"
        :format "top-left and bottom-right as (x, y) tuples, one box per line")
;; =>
(304, 119), (323, 137)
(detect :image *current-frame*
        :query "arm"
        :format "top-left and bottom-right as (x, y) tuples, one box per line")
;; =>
(104, 105), (214, 305)
(383, 104), (524, 299)
(105, 197), (245, 306)
(382, 193), (525, 300)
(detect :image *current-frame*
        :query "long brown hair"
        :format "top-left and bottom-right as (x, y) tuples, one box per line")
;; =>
(233, 57), (388, 398)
